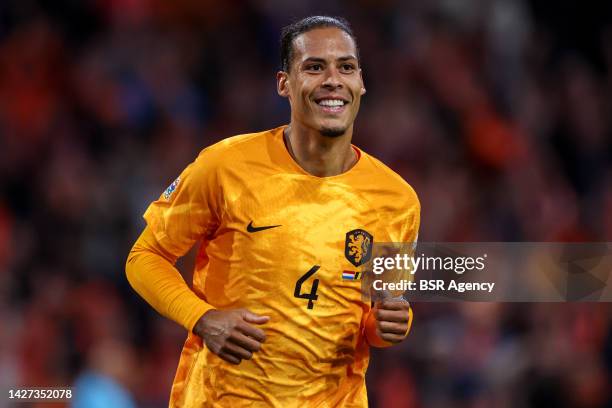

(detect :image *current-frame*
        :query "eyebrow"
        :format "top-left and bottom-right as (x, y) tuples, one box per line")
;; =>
(302, 55), (358, 64)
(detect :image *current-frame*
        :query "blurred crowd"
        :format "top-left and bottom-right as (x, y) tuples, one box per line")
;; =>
(0, 0), (611, 407)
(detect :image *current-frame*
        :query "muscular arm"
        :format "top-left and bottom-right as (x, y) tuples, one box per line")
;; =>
(125, 226), (213, 332)
(126, 227), (269, 364)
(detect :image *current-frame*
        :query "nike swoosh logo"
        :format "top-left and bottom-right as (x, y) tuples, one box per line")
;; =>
(247, 221), (282, 233)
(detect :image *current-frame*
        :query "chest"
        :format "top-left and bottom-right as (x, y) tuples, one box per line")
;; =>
(225, 174), (382, 263)
(203, 175), (389, 305)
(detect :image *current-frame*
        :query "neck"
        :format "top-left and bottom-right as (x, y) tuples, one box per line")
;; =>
(284, 122), (357, 177)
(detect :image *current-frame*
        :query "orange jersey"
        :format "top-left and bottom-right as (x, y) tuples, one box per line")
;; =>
(143, 125), (420, 407)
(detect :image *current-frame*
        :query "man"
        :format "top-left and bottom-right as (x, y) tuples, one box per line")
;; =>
(126, 16), (420, 407)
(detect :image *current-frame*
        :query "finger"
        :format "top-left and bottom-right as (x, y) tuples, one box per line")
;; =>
(218, 351), (241, 365)
(380, 332), (405, 343)
(237, 321), (267, 343)
(230, 331), (263, 352)
(378, 321), (408, 335)
(222, 342), (253, 360)
(379, 299), (410, 310)
(376, 328), (404, 344)
(375, 309), (409, 323)
(242, 310), (270, 325)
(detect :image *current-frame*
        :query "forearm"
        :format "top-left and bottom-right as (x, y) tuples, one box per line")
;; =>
(126, 227), (213, 332)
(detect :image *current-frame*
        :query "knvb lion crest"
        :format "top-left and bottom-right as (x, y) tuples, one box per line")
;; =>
(345, 229), (373, 267)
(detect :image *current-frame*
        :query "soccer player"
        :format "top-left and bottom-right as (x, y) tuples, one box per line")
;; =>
(126, 16), (420, 407)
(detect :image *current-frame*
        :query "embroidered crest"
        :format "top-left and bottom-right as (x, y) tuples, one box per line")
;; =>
(345, 229), (373, 267)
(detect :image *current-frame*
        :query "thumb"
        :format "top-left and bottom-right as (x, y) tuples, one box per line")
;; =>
(242, 310), (270, 324)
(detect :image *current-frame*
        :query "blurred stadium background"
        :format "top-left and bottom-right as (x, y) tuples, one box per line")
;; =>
(1, 0), (611, 407)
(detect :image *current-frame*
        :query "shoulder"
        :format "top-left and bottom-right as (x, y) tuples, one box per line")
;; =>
(197, 127), (277, 161)
(354, 148), (421, 241)
(191, 127), (281, 171)
(357, 149), (420, 209)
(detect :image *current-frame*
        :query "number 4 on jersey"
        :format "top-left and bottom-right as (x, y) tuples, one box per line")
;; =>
(294, 265), (320, 309)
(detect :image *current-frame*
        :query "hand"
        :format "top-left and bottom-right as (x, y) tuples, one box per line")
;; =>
(373, 298), (412, 344)
(193, 309), (269, 364)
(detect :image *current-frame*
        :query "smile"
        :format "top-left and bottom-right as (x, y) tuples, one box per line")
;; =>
(315, 98), (348, 114)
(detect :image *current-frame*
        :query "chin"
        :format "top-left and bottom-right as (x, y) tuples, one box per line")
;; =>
(319, 126), (347, 138)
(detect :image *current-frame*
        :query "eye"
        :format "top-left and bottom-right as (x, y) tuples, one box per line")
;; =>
(306, 64), (323, 72)
(340, 63), (356, 72)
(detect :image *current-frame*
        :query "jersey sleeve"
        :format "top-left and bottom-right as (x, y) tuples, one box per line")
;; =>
(126, 226), (214, 332)
(364, 186), (420, 348)
(143, 148), (223, 257)
(399, 189), (420, 244)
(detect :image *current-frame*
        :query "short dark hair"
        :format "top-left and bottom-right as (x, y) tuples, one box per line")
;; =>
(279, 16), (359, 72)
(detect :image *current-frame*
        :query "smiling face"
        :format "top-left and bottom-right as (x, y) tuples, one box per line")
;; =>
(277, 27), (366, 137)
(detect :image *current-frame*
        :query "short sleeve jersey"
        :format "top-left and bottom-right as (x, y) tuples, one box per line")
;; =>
(144, 126), (420, 408)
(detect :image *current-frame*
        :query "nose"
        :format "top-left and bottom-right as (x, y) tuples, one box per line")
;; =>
(321, 66), (343, 89)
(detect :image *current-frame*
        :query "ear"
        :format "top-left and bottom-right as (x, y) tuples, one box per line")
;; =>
(277, 71), (290, 98)
(359, 69), (366, 96)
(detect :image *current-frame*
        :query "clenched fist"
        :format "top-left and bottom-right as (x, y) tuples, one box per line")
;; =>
(371, 298), (413, 344)
(193, 309), (270, 364)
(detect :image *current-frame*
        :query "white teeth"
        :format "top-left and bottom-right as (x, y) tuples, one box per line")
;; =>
(318, 99), (345, 106)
